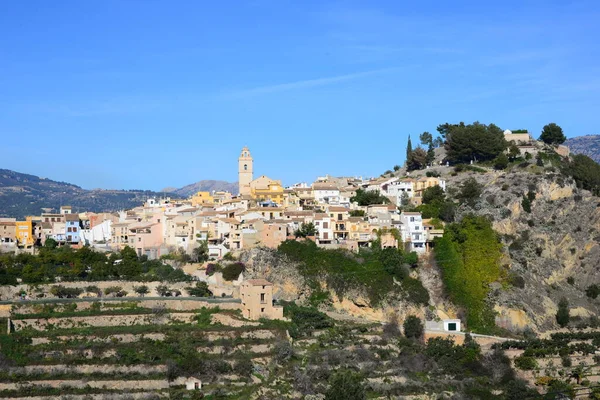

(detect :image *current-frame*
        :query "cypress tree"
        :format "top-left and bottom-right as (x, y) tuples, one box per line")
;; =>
(406, 135), (413, 164)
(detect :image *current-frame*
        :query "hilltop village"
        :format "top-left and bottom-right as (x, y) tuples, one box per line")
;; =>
(0, 146), (447, 258)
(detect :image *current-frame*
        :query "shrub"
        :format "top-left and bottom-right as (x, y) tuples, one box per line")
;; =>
(205, 263), (221, 276)
(566, 277), (575, 285)
(349, 210), (365, 217)
(509, 273), (525, 289)
(586, 284), (600, 299)
(104, 286), (125, 296)
(403, 315), (424, 340)
(350, 189), (390, 206)
(382, 318), (401, 338)
(233, 357), (254, 377)
(186, 282), (212, 297)
(133, 285), (149, 297)
(514, 355), (537, 370)
(49, 285), (83, 299)
(221, 262), (245, 281)
(156, 285), (172, 297)
(274, 341), (294, 364)
(283, 302), (333, 338)
(457, 178), (483, 206)
(521, 196), (532, 213)
(325, 370), (366, 400)
(556, 297), (570, 327)
(426, 170), (441, 177)
(494, 153), (509, 170)
(403, 277), (430, 305)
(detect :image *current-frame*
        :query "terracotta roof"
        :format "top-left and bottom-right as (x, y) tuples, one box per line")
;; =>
(64, 214), (80, 221)
(313, 183), (339, 190)
(244, 279), (273, 286)
(0, 221), (16, 226)
(284, 211), (314, 216)
(218, 218), (240, 224)
(327, 206), (349, 212)
(402, 212), (421, 216)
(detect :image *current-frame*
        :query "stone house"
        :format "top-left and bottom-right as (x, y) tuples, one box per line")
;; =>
(0, 219), (16, 245)
(239, 279), (284, 320)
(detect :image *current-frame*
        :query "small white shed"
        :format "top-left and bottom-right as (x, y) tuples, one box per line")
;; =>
(185, 377), (202, 390)
(443, 319), (461, 332)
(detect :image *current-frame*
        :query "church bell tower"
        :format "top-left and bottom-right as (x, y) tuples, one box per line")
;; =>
(238, 146), (253, 196)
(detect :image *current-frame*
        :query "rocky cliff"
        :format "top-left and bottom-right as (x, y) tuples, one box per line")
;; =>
(417, 159), (600, 333)
(239, 248), (424, 323)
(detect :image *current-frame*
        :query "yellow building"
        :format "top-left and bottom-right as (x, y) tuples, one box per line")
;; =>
(250, 175), (284, 205)
(190, 191), (214, 206)
(15, 220), (34, 247)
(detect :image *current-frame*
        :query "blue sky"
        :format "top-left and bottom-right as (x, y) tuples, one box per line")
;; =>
(1, 1), (599, 191)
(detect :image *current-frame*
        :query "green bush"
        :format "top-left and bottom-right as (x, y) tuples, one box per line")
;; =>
(350, 189), (390, 206)
(283, 301), (333, 338)
(556, 297), (570, 327)
(49, 285), (83, 299)
(325, 370), (366, 400)
(403, 315), (424, 339)
(514, 355), (537, 370)
(494, 153), (509, 170)
(221, 262), (245, 281)
(586, 284), (600, 299)
(457, 178), (483, 206)
(186, 282), (212, 297)
(278, 240), (420, 306)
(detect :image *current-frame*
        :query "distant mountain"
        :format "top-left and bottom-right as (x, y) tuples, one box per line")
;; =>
(166, 180), (238, 198)
(0, 169), (174, 219)
(565, 135), (600, 163)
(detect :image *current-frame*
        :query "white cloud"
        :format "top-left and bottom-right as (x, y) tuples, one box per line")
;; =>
(223, 67), (398, 98)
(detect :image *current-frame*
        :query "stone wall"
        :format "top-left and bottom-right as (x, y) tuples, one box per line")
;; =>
(12, 298), (240, 315)
(12, 312), (197, 332)
(0, 379), (170, 391)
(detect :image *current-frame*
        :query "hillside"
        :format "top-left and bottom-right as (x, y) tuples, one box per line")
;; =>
(565, 134), (600, 163)
(0, 169), (174, 219)
(165, 180), (238, 197)
(397, 150), (600, 335)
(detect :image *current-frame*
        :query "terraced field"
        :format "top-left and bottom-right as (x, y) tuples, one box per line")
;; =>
(0, 299), (288, 399)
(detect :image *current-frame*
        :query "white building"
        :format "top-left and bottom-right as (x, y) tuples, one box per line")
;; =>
(313, 213), (334, 244)
(400, 212), (426, 252)
(313, 183), (341, 205)
(80, 220), (112, 245)
(385, 180), (415, 205)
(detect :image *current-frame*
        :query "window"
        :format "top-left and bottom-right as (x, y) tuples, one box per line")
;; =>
(260, 293), (266, 303)
(261, 308), (265, 313)
(244, 164), (248, 170)
(323, 222), (328, 229)
(138, 237), (142, 242)
(447, 322), (457, 331)
(410, 217), (415, 222)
